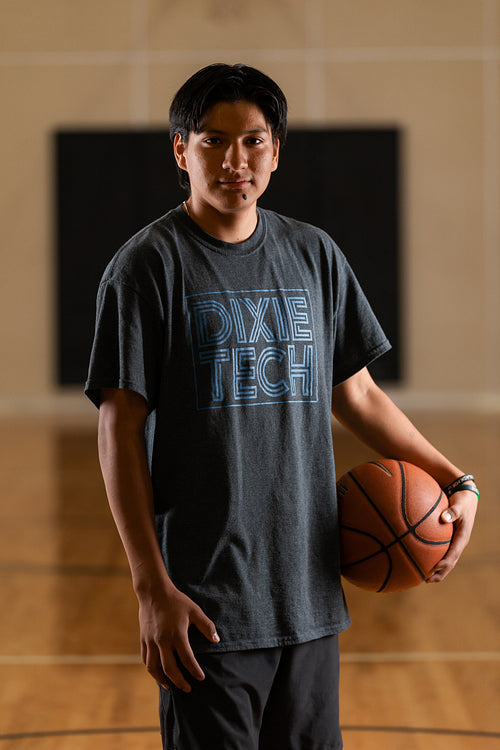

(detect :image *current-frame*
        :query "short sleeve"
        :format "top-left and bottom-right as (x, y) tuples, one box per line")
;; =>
(332, 253), (391, 386)
(85, 278), (163, 409)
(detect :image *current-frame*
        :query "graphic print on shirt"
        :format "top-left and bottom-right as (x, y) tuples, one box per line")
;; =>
(186, 289), (318, 410)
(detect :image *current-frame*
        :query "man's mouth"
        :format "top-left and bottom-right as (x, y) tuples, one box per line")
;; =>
(219, 179), (250, 189)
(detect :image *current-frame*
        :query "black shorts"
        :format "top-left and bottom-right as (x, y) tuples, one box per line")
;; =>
(159, 634), (342, 750)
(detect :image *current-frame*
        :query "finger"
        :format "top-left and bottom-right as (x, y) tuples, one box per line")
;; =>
(446, 506), (475, 556)
(144, 646), (171, 690)
(442, 490), (478, 526)
(441, 507), (457, 523)
(430, 491), (478, 583)
(191, 608), (220, 645)
(160, 650), (193, 693)
(426, 555), (457, 582)
(427, 528), (461, 582)
(427, 520), (468, 582)
(175, 638), (206, 683)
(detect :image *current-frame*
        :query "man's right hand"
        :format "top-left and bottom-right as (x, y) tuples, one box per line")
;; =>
(139, 585), (220, 692)
(97, 388), (220, 694)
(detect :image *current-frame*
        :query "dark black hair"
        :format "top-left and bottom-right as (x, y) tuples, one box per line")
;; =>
(169, 63), (288, 191)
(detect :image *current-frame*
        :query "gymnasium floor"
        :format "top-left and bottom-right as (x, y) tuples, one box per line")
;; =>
(0, 410), (498, 748)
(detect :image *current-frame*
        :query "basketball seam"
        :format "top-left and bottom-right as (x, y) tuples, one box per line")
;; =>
(340, 524), (395, 566)
(347, 466), (431, 590)
(340, 523), (394, 592)
(394, 461), (440, 584)
(369, 460), (393, 477)
(399, 461), (453, 545)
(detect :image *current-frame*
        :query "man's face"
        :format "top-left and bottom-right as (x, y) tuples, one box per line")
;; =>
(174, 100), (280, 215)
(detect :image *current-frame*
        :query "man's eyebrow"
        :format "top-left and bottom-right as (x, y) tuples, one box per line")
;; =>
(197, 127), (269, 135)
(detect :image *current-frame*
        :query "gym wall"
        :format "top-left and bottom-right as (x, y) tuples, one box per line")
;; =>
(0, 0), (498, 411)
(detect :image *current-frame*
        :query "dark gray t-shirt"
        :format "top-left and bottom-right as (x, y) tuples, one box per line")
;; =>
(86, 205), (390, 653)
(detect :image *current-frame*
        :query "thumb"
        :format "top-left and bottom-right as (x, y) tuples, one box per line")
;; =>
(441, 507), (457, 523)
(192, 607), (220, 644)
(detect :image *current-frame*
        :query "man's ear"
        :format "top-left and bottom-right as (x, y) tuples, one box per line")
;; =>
(173, 132), (188, 171)
(271, 138), (280, 173)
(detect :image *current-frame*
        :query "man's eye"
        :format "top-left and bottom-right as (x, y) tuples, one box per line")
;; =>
(247, 137), (263, 145)
(203, 137), (222, 145)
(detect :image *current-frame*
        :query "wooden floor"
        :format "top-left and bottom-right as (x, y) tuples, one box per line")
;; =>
(0, 411), (498, 748)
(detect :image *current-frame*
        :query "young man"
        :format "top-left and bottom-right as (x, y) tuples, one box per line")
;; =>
(86, 63), (478, 749)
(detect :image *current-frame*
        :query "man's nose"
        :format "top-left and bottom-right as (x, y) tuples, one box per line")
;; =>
(222, 142), (248, 171)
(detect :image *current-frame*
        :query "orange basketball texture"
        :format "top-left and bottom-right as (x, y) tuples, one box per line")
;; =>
(337, 460), (453, 592)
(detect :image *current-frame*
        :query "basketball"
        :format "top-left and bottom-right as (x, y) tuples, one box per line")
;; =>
(337, 459), (453, 593)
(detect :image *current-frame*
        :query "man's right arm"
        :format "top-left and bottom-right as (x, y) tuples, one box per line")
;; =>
(98, 388), (219, 692)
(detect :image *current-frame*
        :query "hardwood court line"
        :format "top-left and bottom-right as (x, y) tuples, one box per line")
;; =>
(1, 651), (499, 665)
(0, 562), (129, 577)
(341, 727), (500, 739)
(1, 725), (499, 742)
(0, 654), (141, 665)
(340, 651), (500, 662)
(0, 727), (158, 741)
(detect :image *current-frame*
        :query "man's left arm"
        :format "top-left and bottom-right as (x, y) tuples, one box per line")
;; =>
(331, 367), (478, 582)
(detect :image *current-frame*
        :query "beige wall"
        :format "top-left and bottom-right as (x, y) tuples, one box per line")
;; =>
(1, 0), (499, 412)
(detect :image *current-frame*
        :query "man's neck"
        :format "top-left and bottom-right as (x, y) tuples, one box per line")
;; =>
(184, 198), (258, 244)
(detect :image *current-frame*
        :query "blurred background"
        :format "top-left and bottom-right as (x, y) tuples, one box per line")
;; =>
(0, 1), (499, 748)
(0, 0), (499, 413)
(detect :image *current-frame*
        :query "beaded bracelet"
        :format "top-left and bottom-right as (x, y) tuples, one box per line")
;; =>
(444, 474), (479, 500)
